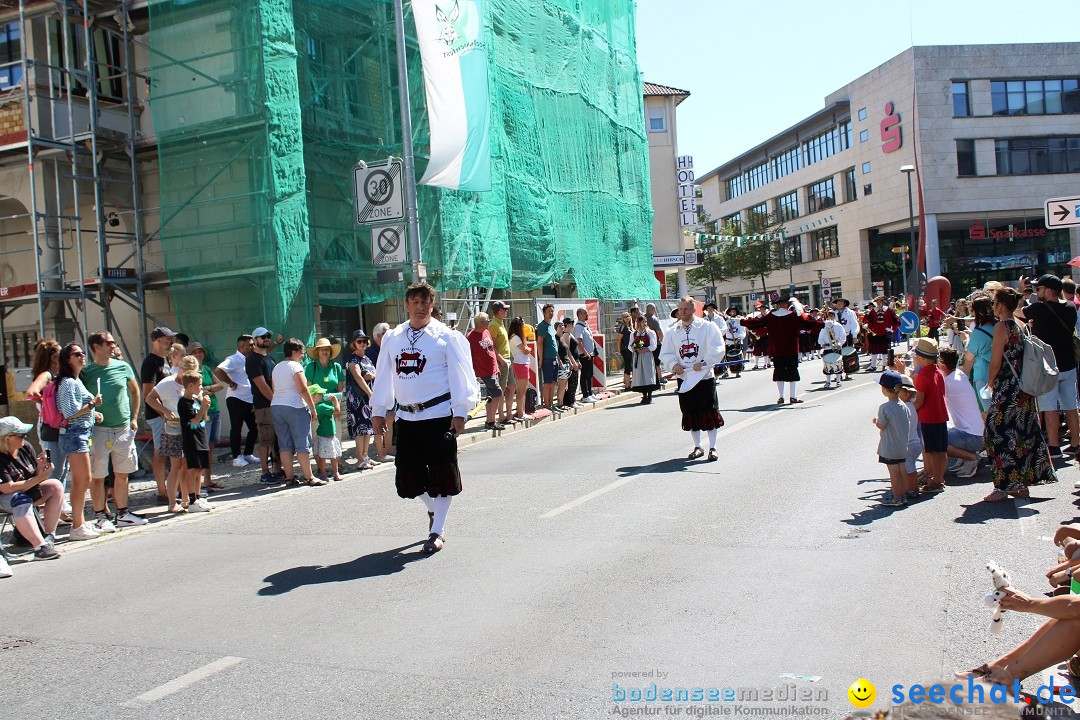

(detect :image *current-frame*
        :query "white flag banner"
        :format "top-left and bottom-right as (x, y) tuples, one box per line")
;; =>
(413, 0), (492, 191)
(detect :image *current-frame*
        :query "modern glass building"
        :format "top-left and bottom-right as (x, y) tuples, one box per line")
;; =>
(697, 43), (1080, 308)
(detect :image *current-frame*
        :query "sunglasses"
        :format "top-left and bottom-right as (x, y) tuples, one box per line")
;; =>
(258, 334), (272, 339)
(72, 351), (86, 357)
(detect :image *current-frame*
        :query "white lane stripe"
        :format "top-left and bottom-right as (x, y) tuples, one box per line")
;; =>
(539, 381), (874, 518)
(121, 656), (245, 708)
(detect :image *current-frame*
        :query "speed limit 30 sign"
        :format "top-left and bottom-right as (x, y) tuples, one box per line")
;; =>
(354, 159), (405, 225)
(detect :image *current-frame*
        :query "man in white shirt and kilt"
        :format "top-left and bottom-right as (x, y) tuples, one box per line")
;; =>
(659, 296), (727, 461)
(372, 282), (479, 554)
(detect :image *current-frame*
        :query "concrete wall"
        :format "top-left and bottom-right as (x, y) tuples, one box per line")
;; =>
(646, 94), (683, 257)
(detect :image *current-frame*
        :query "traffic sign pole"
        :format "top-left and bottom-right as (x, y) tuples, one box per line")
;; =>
(393, 0), (423, 283)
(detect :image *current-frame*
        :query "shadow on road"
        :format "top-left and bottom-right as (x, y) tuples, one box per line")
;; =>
(257, 541), (427, 596)
(954, 496), (1050, 525)
(615, 458), (702, 477)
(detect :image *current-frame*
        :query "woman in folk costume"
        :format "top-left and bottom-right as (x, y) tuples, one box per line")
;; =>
(742, 296), (824, 405)
(629, 315), (658, 404)
(862, 296), (899, 372)
(658, 297), (726, 461)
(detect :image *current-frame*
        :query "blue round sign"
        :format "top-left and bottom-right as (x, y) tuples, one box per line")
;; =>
(899, 311), (920, 335)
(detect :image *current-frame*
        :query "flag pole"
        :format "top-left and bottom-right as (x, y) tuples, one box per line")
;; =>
(393, 0), (424, 282)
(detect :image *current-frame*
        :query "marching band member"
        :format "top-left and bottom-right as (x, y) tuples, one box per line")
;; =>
(742, 296), (824, 405)
(659, 296), (726, 461)
(371, 282), (479, 555)
(818, 310), (847, 389)
(863, 296), (899, 372)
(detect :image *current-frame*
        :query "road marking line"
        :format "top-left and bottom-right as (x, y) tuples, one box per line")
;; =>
(539, 380), (874, 518)
(121, 656), (245, 708)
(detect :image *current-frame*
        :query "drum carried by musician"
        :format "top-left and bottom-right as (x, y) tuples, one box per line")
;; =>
(818, 310), (847, 389)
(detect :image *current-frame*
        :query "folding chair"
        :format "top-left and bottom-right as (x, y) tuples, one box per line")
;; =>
(0, 504), (45, 561)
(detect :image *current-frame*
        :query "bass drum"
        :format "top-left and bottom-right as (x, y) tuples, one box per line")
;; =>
(822, 352), (842, 376)
(841, 346), (859, 375)
(725, 342), (744, 376)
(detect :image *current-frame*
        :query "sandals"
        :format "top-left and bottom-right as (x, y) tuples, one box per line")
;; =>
(688, 447), (704, 460)
(305, 477), (328, 486)
(982, 489), (1008, 502)
(205, 482), (226, 490)
(422, 533), (444, 554)
(707, 449), (718, 462)
(777, 397), (785, 405)
(788, 398), (803, 405)
(921, 484), (946, 494)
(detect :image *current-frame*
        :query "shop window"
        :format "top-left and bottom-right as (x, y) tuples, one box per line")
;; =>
(956, 139), (976, 176)
(952, 81), (970, 117)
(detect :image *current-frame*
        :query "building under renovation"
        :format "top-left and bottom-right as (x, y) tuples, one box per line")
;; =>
(0, 0), (656, 374)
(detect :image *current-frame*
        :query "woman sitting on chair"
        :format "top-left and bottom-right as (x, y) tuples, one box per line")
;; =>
(0, 416), (61, 561)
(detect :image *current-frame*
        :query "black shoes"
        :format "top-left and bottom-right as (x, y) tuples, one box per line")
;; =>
(422, 533), (444, 554)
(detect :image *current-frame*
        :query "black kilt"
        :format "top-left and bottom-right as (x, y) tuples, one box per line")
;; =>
(867, 333), (890, 354)
(394, 416), (462, 499)
(677, 377), (724, 431)
(772, 355), (800, 382)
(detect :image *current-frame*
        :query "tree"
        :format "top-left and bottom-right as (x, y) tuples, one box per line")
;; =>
(686, 209), (727, 299)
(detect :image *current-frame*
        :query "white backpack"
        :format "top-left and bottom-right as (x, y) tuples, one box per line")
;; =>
(1006, 321), (1058, 397)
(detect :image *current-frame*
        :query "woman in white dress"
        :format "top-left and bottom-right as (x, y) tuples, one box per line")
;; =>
(630, 316), (658, 404)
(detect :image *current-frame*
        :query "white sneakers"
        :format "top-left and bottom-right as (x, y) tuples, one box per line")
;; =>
(187, 498), (213, 513)
(93, 516), (117, 534)
(115, 511), (148, 527)
(231, 456), (249, 467)
(955, 458), (982, 478)
(68, 524), (100, 541)
(0, 553), (11, 578)
(243, 454), (259, 465)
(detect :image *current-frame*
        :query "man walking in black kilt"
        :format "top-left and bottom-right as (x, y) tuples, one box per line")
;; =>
(371, 283), (479, 554)
(659, 296), (727, 461)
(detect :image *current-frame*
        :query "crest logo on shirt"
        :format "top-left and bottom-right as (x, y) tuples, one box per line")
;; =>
(679, 342), (700, 360)
(396, 349), (428, 376)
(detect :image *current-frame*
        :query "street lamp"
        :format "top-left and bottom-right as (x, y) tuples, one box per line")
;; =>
(900, 165), (917, 307)
(891, 245), (910, 302)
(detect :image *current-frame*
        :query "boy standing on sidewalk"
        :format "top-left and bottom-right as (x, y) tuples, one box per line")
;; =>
(912, 338), (949, 493)
(874, 370), (910, 507)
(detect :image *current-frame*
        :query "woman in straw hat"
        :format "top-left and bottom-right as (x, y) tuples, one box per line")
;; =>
(304, 337), (344, 393)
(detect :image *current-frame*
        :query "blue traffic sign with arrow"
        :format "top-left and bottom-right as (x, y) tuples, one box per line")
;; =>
(899, 311), (920, 335)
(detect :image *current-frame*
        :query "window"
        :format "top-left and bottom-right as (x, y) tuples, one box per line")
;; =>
(857, 107), (867, 121)
(863, 184), (872, 196)
(991, 79), (1080, 116)
(859, 129), (869, 143)
(48, 19), (124, 99)
(811, 227), (839, 260)
(952, 81), (970, 117)
(995, 137), (1080, 175)
(806, 177), (835, 214)
(748, 202), (769, 227)
(844, 168), (857, 202)
(788, 235), (803, 265)
(775, 191), (799, 222)
(722, 212), (742, 233)
(0, 23), (20, 89)
(861, 161), (871, 174)
(648, 106), (667, 132)
(839, 121), (853, 151)
(768, 146), (802, 184)
(956, 139), (976, 176)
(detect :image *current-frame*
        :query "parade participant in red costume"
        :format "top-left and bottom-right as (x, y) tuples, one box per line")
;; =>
(742, 296), (824, 405)
(863, 296), (899, 372)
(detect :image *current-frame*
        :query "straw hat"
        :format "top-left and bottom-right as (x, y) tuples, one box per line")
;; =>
(913, 337), (939, 359)
(306, 337), (341, 360)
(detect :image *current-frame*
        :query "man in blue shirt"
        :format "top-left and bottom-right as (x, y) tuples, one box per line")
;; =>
(535, 304), (559, 411)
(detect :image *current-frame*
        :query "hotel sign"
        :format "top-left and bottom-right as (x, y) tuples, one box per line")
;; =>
(677, 156), (696, 227)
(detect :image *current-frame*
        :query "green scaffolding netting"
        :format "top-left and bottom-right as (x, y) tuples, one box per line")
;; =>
(147, 0), (658, 353)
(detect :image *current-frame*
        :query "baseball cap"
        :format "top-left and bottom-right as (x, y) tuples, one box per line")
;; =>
(186, 341), (205, 354)
(252, 326), (271, 338)
(1035, 274), (1063, 293)
(878, 370), (904, 391)
(307, 384), (327, 395)
(0, 416), (33, 437)
(150, 326), (175, 341)
(491, 300), (508, 312)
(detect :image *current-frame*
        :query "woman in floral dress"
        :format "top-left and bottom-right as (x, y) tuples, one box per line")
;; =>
(345, 330), (377, 470)
(983, 288), (1056, 502)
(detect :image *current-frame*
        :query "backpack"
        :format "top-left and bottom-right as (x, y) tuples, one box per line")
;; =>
(1006, 321), (1058, 397)
(524, 386), (538, 414)
(40, 379), (67, 430)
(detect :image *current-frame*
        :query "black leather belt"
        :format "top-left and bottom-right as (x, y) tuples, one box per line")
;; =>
(397, 392), (451, 413)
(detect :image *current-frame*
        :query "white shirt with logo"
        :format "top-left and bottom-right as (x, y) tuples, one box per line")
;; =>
(371, 318), (479, 421)
(217, 351), (253, 403)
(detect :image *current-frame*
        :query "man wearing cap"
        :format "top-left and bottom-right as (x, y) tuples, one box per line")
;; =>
(246, 326), (278, 483)
(214, 335), (259, 467)
(573, 308), (599, 403)
(658, 296), (726, 460)
(0, 417), (61, 561)
(81, 330), (145, 529)
(721, 307), (746, 378)
(488, 301), (514, 425)
(371, 282), (479, 554)
(863, 296), (899, 372)
(742, 296), (823, 405)
(832, 299), (860, 380)
(141, 326), (175, 500)
(912, 337), (949, 492)
(1017, 273), (1080, 457)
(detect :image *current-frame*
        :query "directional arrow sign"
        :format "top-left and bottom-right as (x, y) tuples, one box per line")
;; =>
(898, 311), (920, 335)
(1045, 195), (1080, 229)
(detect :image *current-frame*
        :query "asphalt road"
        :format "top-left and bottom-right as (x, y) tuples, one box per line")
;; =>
(3, 361), (1079, 719)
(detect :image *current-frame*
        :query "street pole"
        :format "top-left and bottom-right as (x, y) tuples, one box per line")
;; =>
(891, 245), (910, 303)
(901, 165), (917, 307)
(393, 0), (423, 282)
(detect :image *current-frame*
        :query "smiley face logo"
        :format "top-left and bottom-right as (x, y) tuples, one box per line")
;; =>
(847, 679), (876, 708)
